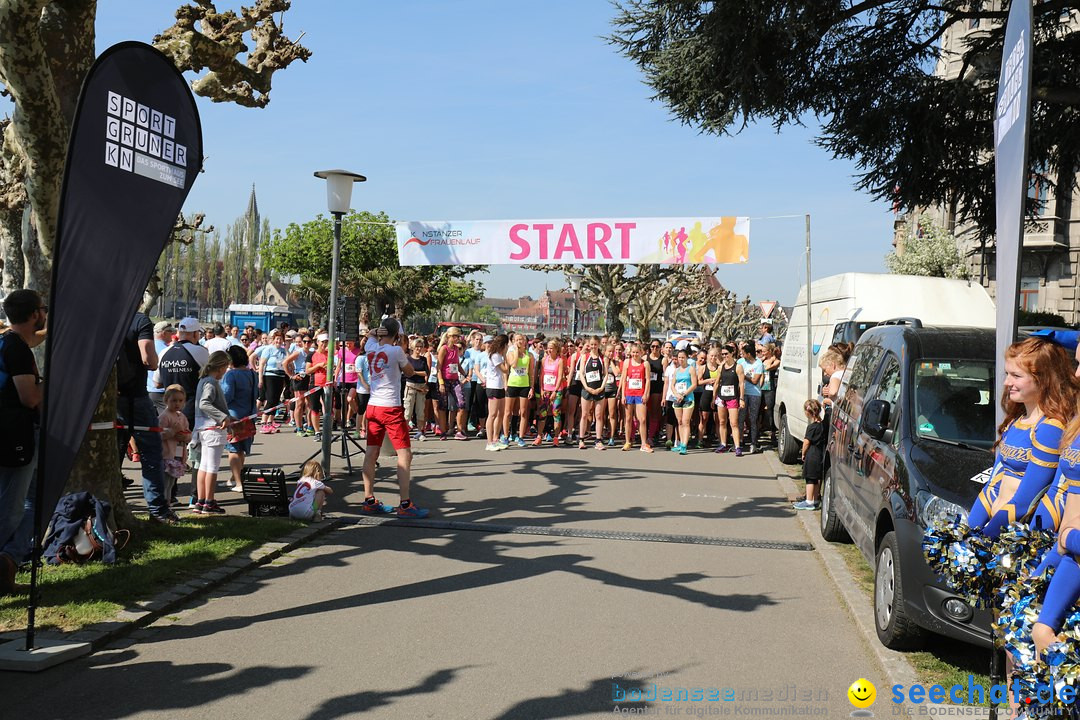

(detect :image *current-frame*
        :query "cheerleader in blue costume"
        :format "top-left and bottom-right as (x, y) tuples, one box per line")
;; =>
(924, 335), (1077, 606)
(996, 434), (1080, 669)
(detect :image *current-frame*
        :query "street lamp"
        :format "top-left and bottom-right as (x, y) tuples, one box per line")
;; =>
(567, 270), (583, 337)
(314, 169), (366, 475)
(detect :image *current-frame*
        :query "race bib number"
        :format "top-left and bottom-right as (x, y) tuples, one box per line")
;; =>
(720, 385), (735, 397)
(585, 370), (601, 384)
(448, 363), (459, 375)
(628, 378), (643, 390)
(544, 374), (557, 387)
(676, 381), (689, 393)
(513, 366), (527, 377)
(345, 364), (356, 374)
(651, 372), (659, 381)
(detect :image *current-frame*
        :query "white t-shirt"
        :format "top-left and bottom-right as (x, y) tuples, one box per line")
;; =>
(205, 336), (232, 355)
(289, 476), (326, 519)
(365, 341), (409, 407)
(484, 352), (506, 390)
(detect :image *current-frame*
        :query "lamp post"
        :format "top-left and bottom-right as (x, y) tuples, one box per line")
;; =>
(567, 270), (583, 338)
(314, 169), (366, 475)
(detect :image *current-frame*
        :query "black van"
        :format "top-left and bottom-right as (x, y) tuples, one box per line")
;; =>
(819, 321), (996, 649)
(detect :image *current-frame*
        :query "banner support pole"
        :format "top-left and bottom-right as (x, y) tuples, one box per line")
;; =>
(805, 214), (813, 400)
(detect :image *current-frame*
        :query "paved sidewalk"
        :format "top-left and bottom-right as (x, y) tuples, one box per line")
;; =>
(5, 431), (893, 718)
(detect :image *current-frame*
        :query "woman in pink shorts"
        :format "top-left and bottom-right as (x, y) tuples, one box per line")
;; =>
(713, 343), (746, 457)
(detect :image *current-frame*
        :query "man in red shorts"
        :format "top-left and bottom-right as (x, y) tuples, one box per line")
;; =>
(360, 317), (428, 518)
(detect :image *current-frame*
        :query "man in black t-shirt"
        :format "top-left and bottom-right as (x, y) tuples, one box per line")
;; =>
(117, 312), (174, 523)
(0, 289), (45, 595)
(154, 317), (208, 429)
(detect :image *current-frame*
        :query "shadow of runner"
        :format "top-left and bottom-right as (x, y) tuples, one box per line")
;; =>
(493, 674), (671, 719)
(302, 666), (476, 720)
(5, 654), (312, 720)
(136, 530), (778, 645)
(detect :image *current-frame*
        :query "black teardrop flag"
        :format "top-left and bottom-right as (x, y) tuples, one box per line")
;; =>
(37, 41), (202, 533)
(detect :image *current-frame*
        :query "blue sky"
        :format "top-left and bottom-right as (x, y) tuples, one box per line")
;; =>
(94, 0), (895, 306)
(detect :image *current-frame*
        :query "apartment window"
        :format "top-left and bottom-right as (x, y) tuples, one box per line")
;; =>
(1028, 170), (1052, 217)
(1020, 278), (1040, 311)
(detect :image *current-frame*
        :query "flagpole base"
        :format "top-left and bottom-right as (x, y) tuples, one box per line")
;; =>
(0, 637), (91, 672)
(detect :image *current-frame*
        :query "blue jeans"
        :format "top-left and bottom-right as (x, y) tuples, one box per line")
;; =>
(0, 444), (37, 562)
(2, 471), (36, 564)
(117, 394), (168, 518)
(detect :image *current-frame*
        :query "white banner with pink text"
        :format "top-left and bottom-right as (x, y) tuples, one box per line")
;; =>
(395, 216), (750, 266)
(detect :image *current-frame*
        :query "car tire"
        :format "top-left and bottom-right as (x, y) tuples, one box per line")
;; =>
(777, 412), (801, 464)
(819, 466), (850, 543)
(874, 530), (925, 650)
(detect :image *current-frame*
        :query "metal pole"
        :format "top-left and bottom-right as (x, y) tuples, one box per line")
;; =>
(805, 214), (813, 399)
(571, 298), (578, 338)
(322, 211), (342, 475)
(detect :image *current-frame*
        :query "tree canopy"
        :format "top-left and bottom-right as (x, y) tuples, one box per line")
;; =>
(609, 0), (1080, 240)
(262, 210), (486, 322)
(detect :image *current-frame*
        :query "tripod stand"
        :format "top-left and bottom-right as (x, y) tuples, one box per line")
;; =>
(300, 383), (368, 473)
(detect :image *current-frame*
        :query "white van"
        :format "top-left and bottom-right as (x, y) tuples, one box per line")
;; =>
(773, 273), (996, 463)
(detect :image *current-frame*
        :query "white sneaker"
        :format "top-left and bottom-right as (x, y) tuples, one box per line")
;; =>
(485, 443), (499, 452)
(416, 433), (426, 442)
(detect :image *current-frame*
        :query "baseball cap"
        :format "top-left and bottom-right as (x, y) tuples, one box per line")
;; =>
(533, 332), (546, 342)
(675, 339), (690, 351)
(285, 329), (297, 337)
(153, 320), (173, 333)
(317, 333), (329, 342)
(483, 334), (493, 343)
(177, 317), (200, 333)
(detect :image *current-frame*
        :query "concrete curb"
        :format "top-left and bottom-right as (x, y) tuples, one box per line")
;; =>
(0, 517), (344, 661)
(763, 450), (921, 691)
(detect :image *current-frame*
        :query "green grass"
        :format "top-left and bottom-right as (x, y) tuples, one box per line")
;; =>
(0, 515), (303, 633)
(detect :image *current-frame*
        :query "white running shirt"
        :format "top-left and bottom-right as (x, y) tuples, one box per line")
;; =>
(364, 340), (409, 407)
(484, 352), (506, 390)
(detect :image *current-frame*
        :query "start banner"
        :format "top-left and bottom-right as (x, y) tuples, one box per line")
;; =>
(396, 216), (750, 266)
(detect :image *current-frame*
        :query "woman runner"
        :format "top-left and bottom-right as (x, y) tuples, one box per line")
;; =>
(619, 342), (654, 453)
(697, 346), (720, 448)
(505, 332), (535, 447)
(713, 343), (745, 456)
(666, 348), (697, 455)
(535, 339), (566, 446)
(484, 334), (510, 451)
(578, 336), (607, 450)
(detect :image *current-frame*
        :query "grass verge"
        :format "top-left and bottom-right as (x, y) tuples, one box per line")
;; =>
(0, 514), (303, 633)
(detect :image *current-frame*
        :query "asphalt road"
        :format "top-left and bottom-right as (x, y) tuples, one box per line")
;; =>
(4, 430), (889, 719)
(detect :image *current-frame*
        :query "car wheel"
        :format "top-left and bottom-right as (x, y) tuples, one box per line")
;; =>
(777, 412), (800, 464)
(874, 530), (925, 650)
(819, 466), (850, 543)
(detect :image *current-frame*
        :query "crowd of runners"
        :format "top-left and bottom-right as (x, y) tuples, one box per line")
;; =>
(214, 320), (783, 457)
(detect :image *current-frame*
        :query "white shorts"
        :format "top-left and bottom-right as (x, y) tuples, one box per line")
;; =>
(289, 501), (317, 521)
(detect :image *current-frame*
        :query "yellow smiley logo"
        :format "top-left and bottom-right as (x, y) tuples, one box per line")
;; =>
(848, 678), (876, 709)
